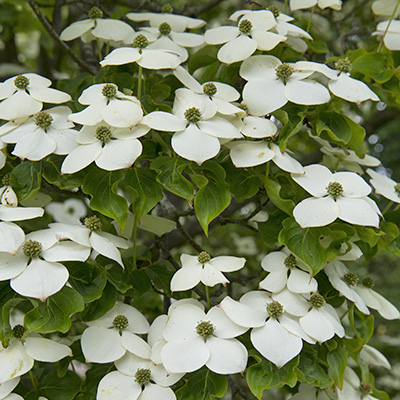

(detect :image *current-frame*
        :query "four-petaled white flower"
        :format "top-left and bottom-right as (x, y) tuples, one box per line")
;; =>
(170, 251), (246, 292)
(291, 164), (381, 228)
(0, 74), (71, 122)
(161, 301), (248, 374)
(45, 198), (87, 225)
(367, 168), (400, 203)
(290, 0), (342, 11)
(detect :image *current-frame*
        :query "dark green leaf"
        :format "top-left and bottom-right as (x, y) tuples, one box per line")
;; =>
(10, 160), (41, 201)
(326, 339), (348, 389)
(257, 211), (287, 249)
(39, 370), (81, 400)
(145, 264), (174, 296)
(296, 354), (333, 388)
(264, 177), (295, 214)
(352, 52), (394, 83)
(0, 298), (23, 347)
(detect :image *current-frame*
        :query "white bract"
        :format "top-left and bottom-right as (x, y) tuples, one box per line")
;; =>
(374, 20), (400, 50)
(45, 198), (87, 224)
(372, 0), (400, 16)
(289, 384), (335, 400)
(81, 302), (150, 364)
(240, 55), (330, 116)
(0, 377), (23, 399)
(68, 83), (143, 128)
(142, 88), (242, 164)
(337, 367), (380, 400)
(170, 251), (246, 292)
(61, 121), (148, 174)
(291, 164), (381, 228)
(161, 301), (248, 374)
(290, 0), (342, 11)
(1, 106), (77, 161)
(367, 168), (400, 203)
(0, 74), (71, 121)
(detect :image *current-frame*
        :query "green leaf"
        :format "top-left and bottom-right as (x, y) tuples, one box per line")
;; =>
(352, 52), (394, 83)
(326, 339), (348, 389)
(278, 217), (327, 276)
(246, 355), (298, 399)
(10, 160), (41, 201)
(24, 287), (84, 333)
(349, 306), (374, 343)
(274, 109), (304, 151)
(67, 262), (107, 303)
(0, 298), (23, 347)
(145, 264), (174, 297)
(175, 367), (227, 400)
(79, 364), (113, 400)
(151, 156), (194, 200)
(39, 370), (81, 400)
(257, 211), (287, 249)
(264, 177), (295, 214)
(83, 168), (128, 229)
(138, 215), (176, 236)
(295, 353), (333, 388)
(188, 46), (218, 74)
(125, 168), (164, 219)
(106, 267), (134, 294)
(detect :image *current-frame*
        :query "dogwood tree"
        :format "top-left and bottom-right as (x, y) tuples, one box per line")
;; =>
(0, 0), (400, 399)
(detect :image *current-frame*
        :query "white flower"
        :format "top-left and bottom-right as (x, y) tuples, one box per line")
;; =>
(142, 88), (242, 164)
(290, 0), (342, 11)
(372, 0), (400, 16)
(161, 301), (248, 374)
(374, 20), (400, 50)
(170, 251), (246, 292)
(60, 7), (134, 43)
(68, 83), (143, 128)
(240, 55), (330, 116)
(291, 164), (381, 228)
(100, 33), (181, 70)
(45, 198), (87, 224)
(205, 10), (286, 64)
(220, 291), (314, 368)
(0, 327), (71, 384)
(337, 367), (380, 400)
(0, 73), (71, 121)
(0, 377), (23, 399)
(81, 302), (150, 364)
(259, 249), (317, 294)
(61, 121), (148, 174)
(360, 345), (391, 369)
(1, 106), (77, 161)
(367, 168), (400, 203)
(289, 384), (335, 400)
(97, 352), (183, 400)
(0, 139), (6, 170)
(50, 217), (129, 267)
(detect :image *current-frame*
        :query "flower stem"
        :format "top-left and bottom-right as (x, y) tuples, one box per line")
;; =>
(205, 285), (210, 310)
(307, 5), (316, 32)
(29, 370), (39, 393)
(133, 214), (138, 269)
(96, 38), (103, 62)
(378, 0), (400, 52)
(137, 65), (143, 100)
(383, 201), (394, 214)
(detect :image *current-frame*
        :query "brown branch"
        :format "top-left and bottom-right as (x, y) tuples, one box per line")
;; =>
(27, 0), (97, 75)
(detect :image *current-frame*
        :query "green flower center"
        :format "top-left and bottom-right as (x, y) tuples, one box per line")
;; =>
(14, 75), (29, 89)
(198, 251), (211, 264)
(23, 240), (43, 258)
(113, 315), (129, 330)
(310, 294), (326, 308)
(360, 383), (373, 396)
(362, 277), (375, 289)
(34, 111), (53, 128)
(159, 22), (172, 35)
(203, 82), (217, 97)
(88, 6), (103, 19)
(284, 254), (297, 269)
(184, 107), (202, 123)
(275, 63), (293, 84)
(95, 126), (112, 142)
(161, 4), (173, 13)
(326, 181), (344, 198)
(13, 324), (26, 339)
(394, 183), (400, 196)
(196, 321), (215, 340)
(335, 57), (352, 73)
(101, 84), (117, 99)
(239, 19), (253, 34)
(2, 173), (10, 186)
(133, 34), (149, 49)
(267, 301), (284, 319)
(266, 5), (280, 17)
(343, 271), (359, 286)
(238, 103), (249, 114)
(134, 368), (151, 385)
(84, 215), (102, 231)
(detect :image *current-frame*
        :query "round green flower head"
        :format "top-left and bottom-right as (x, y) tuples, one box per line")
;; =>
(14, 75), (29, 89)
(184, 107), (202, 123)
(135, 368), (151, 385)
(284, 254), (297, 269)
(239, 19), (253, 34)
(203, 82), (217, 97)
(310, 294), (326, 308)
(133, 34), (149, 49)
(113, 315), (129, 330)
(102, 84), (117, 99)
(266, 5), (280, 17)
(198, 251), (211, 264)
(13, 324), (26, 339)
(344, 271), (359, 286)
(88, 6), (103, 19)
(326, 181), (343, 198)
(275, 63), (293, 84)
(362, 277), (375, 289)
(394, 183), (400, 196)
(95, 126), (112, 142)
(196, 321), (215, 340)
(267, 301), (284, 319)
(161, 4), (173, 13)
(360, 383), (373, 396)
(34, 111), (53, 128)
(84, 215), (102, 231)
(159, 22), (172, 35)
(2, 173), (10, 186)
(238, 103), (249, 114)
(23, 240), (42, 258)
(335, 57), (352, 73)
